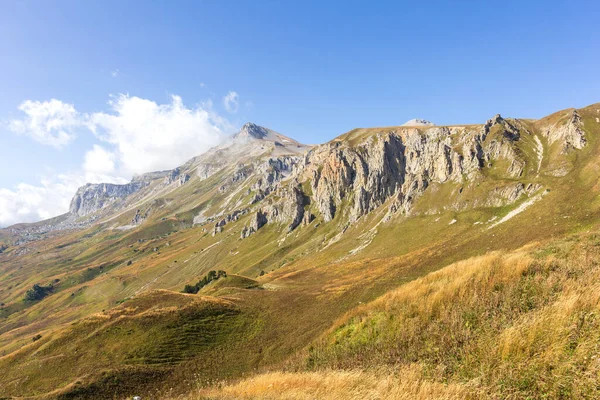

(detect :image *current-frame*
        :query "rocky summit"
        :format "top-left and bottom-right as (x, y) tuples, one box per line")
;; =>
(402, 118), (435, 126)
(2, 103), (600, 399)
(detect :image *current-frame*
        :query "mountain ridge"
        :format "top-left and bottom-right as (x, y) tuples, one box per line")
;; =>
(1, 102), (600, 399)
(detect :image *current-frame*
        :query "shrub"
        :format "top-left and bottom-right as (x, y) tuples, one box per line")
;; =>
(183, 284), (199, 294)
(182, 270), (227, 294)
(24, 283), (53, 302)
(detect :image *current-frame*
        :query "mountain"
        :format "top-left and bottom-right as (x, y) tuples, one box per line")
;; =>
(402, 118), (435, 126)
(1, 103), (600, 399)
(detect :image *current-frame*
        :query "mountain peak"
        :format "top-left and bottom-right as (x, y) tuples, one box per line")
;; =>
(237, 122), (269, 139)
(402, 118), (435, 127)
(232, 123), (309, 155)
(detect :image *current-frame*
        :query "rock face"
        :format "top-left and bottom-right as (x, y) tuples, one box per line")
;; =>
(69, 182), (147, 217)
(480, 114), (525, 178)
(237, 122), (269, 140)
(165, 168), (191, 186)
(131, 209), (149, 225)
(296, 125), (486, 223)
(542, 110), (586, 151)
(251, 156), (302, 203)
(246, 112), (573, 234)
(402, 118), (435, 126)
(237, 115), (534, 237)
(241, 210), (268, 238)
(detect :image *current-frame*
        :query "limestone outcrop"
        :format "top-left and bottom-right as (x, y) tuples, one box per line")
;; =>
(69, 182), (148, 217)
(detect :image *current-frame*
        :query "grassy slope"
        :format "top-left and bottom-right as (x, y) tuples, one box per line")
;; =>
(303, 232), (600, 399)
(1, 290), (264, 399)
(195, 232), (600, 399)
(0, 104), (599, 398)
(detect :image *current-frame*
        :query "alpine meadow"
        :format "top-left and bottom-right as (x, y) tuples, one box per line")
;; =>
(2, 2), (600, 399)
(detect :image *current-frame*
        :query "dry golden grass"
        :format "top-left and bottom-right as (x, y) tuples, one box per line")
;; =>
(304, 234), (600, 398)
(181, 366), (477, 400)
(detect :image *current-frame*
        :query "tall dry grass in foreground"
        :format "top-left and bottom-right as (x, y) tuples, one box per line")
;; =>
(181, 367), (476, 400)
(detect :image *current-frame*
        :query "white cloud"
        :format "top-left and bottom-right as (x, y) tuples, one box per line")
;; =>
(89, 94), (227, 175)
(223, 91), (239, 113)
(111, 69), (119, 77)
(0, 93), (237, 227)
(8, 99), (81, 148)
(0, 170), (128, 227)
(83, 144), (116, 175)
(200, 82), (206, 88)
(0, 177), (78, 226)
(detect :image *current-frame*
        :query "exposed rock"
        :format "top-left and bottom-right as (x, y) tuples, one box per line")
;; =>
(69, 182), (148, 217)
(179, 173), (190, 185)
(132, 170), (170, 182)
(251, 210), (268, 230)
(252, 157), (302, 194)
(196, 163), (221, 181)
(402, 118), (435, 126)
(164, 168), (191, 186)
(212, 219), (227, 236)
(480, 115), (525, 177)
(236, 122), (269, 140)
(482, 114), (520, 140)
(226, 209), (247, 222)
(5, 109), (590, 248)
(542, 110), (586, 151)
(481, 182), (542, 208)
(131, 209), (150, 225)
(219, 164), (253, 192)
(253, 115), (548, 228)
(241, 210), (268, 238)
(302, 212), (315, 225)
(303, 128), (468, 222)
(283, 185), (306, 232)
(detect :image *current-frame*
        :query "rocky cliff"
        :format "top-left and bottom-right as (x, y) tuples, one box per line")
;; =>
(4, 106), (592, 245)
(69, 181), (149, 217)
(235, 109), (588, 236)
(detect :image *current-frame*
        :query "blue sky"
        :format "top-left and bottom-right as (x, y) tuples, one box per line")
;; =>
(1, 0), (599, 226)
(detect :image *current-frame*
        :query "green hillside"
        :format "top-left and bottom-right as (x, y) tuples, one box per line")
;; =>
(1, 103), (600, 399)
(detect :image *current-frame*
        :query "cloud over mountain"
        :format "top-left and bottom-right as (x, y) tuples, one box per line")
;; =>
(89, 94), (228, 176)
(0, 93), (235, 227)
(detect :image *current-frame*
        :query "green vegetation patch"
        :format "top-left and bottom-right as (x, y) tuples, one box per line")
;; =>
(182, 270), (228, 294)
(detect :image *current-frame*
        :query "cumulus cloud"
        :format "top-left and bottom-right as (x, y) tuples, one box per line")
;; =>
(0, 93), (236, 227)
(0, 170), (129, 227)
(0, 176), (80, 226)
(223, 91), (239, 113)
(89, 94), (227, 175)
(8, 99), (81, 148)
(83, 144), (117, 175)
